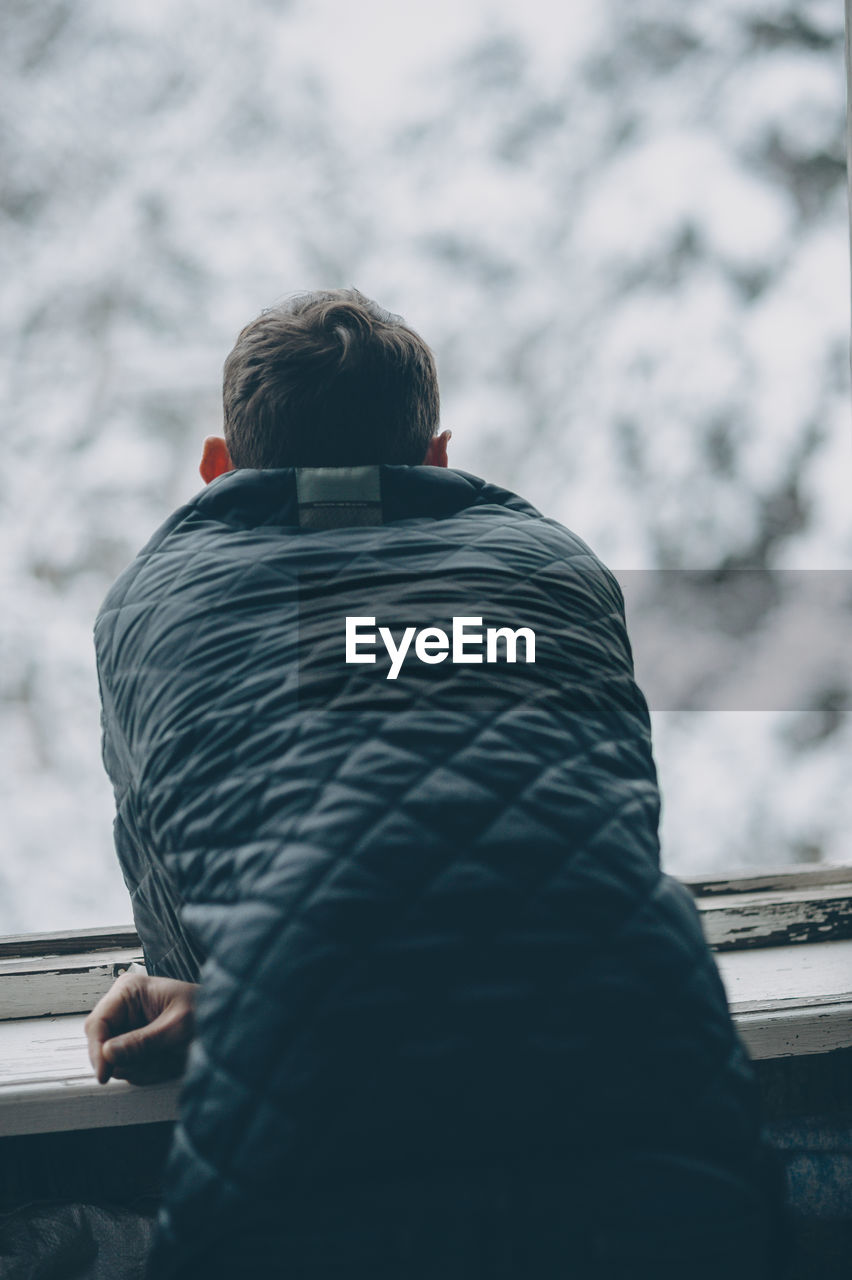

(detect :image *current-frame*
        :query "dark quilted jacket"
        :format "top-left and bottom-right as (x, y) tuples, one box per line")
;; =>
(94, 465), (778, 1278)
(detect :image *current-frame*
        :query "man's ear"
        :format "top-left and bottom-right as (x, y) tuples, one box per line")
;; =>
(200, 436), (235, 484)
(422, 429), (452, 468)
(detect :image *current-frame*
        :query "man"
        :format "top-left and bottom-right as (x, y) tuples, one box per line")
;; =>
(88, 288), (783, 1278)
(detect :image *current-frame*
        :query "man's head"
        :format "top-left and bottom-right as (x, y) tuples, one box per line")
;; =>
(201, 288), (449, 482)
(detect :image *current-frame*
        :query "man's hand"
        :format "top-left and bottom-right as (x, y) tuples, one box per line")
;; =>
(84, 971), (199, 1086)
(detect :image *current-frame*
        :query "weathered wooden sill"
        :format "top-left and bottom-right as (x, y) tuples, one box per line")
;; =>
(0, 1014), (181, 1137)
(0, 937), (849, 1138)
(0, 867), (849, 1138)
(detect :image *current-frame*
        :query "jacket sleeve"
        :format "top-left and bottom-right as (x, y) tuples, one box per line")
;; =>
(97, 665), (206, 983)
(114, 803), (205, 983)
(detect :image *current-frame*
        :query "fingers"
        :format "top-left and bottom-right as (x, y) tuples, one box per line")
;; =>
(104, 1004), (195, 1084)
(85, 1012), (114, 1084)
(83, 970), (144, 1084)
(84, 975), (199, 1086)
(103, 1002), (185, 1062)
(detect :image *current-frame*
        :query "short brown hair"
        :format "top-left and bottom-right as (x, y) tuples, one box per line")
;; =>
(222, 289), (440, 468)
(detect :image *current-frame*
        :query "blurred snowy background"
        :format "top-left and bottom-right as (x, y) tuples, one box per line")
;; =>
(1, 0), (850, 932)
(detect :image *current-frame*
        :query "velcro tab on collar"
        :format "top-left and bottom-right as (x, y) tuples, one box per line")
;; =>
(295, 466), (383, 530)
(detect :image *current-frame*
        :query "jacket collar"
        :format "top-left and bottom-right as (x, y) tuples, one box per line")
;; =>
(193, 464), (513, 531)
